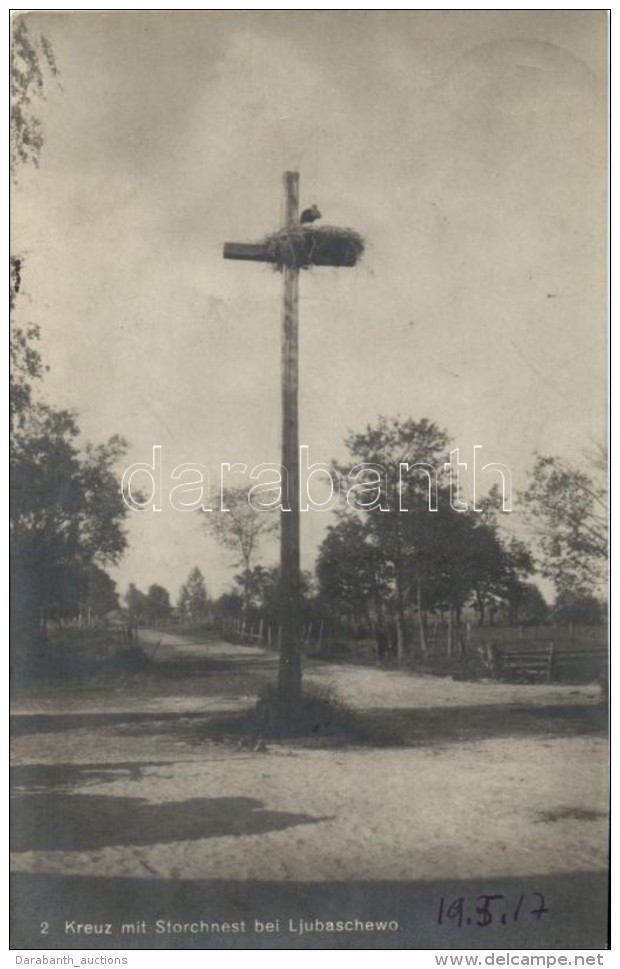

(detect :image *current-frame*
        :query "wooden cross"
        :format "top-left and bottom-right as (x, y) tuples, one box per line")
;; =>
(223, 171), (355, 725)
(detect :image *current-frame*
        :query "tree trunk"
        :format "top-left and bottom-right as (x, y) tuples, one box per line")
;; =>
(476, 592), (485, 627)
(395, 615), (406, 665)
(394, 572), (408, 665)
(416, 574), (428, 656)
(455, 602), (465, 656)
(432, 612), (440, 655)
(447, 607), (454, 658)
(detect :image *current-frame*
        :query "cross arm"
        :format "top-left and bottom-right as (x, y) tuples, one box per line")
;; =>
(223, 239), (358, 267)
(223, 242), (276, 263)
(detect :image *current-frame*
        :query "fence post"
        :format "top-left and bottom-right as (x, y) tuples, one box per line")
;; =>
(447, 609), (454, 658)
(486, 642), (499, 678)
(547, 641), (555, 682)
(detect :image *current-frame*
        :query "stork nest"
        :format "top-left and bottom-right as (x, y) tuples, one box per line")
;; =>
(263, 224), (365, 271)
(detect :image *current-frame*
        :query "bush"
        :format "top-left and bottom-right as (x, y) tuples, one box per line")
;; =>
(253, 680), (354, 739)
(109, 645), (153, 674)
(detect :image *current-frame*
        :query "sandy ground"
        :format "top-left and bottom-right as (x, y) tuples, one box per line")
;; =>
(10, 631), (609, 948)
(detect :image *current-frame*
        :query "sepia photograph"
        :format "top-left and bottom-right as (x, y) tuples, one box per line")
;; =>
(10, 9), (609, 951)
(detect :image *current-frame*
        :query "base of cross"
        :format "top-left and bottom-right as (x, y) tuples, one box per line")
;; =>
(251, 656), (359, 743)
(277, 652), (303, 729)
(252, 662), (303, 735)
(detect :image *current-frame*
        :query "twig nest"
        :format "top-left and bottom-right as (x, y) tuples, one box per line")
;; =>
(263, 224), (365, 270)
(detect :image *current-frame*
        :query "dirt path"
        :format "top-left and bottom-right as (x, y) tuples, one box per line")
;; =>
(10, 630), (609, 949)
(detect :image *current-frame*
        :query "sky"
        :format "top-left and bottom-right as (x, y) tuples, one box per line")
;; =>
(12, 10), (608, 603)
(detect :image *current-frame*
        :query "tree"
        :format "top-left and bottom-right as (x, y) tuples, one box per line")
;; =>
(178, 567), (209, 625)
(201, 485), (277, 613)
(317, 517), (386, 619)
(11, 398), (130, 639)
(10, 25), (130, 649)
(145, 584), (171, 624)
(317, 516), (392, 655)
(552, 592), (605, 626)
(11, 15), (59, 177)
(10, 18), (57, 432)
(323, 417), (538, 662)
(394, 501), (529, 650)
(10, 311), (130, 640)
(83, 565), (119, 621)
(10, 257), (48, 437)
(521, 452), (607, 599)
(337, 416), (451, 661)
(213, 590), (244, 621)
(10, 18), (52, 428)
(232, 564), (275, 613)
(233, 565), (316, 633)
(10, 18), (55, 429)
(124, 584), (147, 623)
(504, 582), (549, 626)
(453, 525), (534, 628)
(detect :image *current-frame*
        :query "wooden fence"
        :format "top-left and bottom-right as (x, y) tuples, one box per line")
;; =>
(217, 615), (607, 684)
(481, 636), (608, 683)
(219, 615), (325, 651)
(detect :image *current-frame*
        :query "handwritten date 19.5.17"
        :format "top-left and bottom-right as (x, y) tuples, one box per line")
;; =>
(437, 893), (550, 929)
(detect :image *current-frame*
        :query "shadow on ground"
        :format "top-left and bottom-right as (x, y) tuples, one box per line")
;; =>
(343, 701), (608, 747)
(191, 700), (607, 748)
(10, 710), (223, 738)
(11, 791), (326, 852)
(11, 641), (278, 694)
(10, 870), (609, 949)
(10, 699), (607, 749)
(150, 656), (279, 677)
(10, 761), (175, 793)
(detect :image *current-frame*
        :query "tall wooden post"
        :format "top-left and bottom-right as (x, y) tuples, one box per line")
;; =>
(278, 171), (302, 724)
(223, 171), (362, 730)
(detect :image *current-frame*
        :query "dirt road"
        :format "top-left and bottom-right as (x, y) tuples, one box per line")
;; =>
(10, 630), (609, 949)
